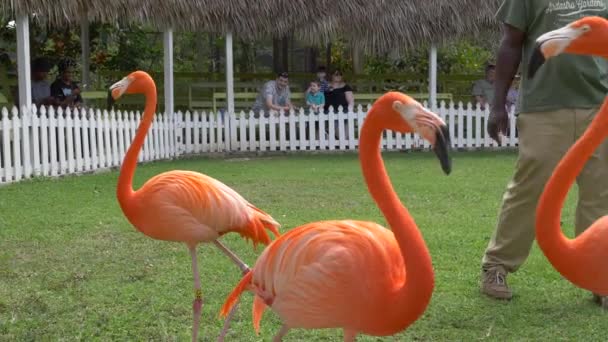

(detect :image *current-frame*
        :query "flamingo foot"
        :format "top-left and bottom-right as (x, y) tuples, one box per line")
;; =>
(216, 297), (241, 342)
(192, 289), (203, 342)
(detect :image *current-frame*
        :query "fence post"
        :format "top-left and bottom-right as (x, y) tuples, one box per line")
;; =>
(223, 111), (231, 152)
(174, 111), (184, 157)
(230, 111), (238, 152)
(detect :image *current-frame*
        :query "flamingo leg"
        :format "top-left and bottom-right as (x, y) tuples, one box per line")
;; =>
(213, 239), (250, 341)
(213, 239), (250, 274)
(189, 246), (203, 342)
(216, 299), (241, 342)
(272, 324), (290, 342)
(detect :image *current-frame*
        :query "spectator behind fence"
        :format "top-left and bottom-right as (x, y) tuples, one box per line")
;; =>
(51, 58), (83, 109)
(472, 63), (496, 110)
(251, 71), (294, 116)
(31, 57), (56, 108)
(506, 74), (520, 111)
(306, 81), (325, 113)
(324, 69), (354, 113)
(315, 66), (329, 93)
(324, 69), (354, 140)
(305, 65), (330, 97)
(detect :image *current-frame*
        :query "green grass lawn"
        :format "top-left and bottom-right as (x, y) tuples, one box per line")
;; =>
(0, 151), (605, 341)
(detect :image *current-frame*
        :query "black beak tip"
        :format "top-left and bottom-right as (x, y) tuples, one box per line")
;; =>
(106, 89), (115, 110)
(528, 43), (546, 80)
(433, 125), (452, 175)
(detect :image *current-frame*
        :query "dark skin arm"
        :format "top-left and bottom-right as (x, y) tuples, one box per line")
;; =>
(488, 23), (525, 144)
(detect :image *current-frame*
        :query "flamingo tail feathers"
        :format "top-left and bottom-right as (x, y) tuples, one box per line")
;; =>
(220, 271), (253, 318)
(236, 205), (280, 247)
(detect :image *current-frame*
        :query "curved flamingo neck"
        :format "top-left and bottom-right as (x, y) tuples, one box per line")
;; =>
(536, 100), (608, 271)
(116, 82), (158, 210)
(359, 110), (434, 326)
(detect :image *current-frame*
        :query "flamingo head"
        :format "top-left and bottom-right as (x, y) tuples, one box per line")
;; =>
(377, 92), (452, 174)
(529, 16), (608, 79)
(107, 71), (154, 108)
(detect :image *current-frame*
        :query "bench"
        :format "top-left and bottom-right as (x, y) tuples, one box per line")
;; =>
(82, 90), (108, 100)
(354, 93), (453, 104)
(212, 92), (305, 112)
(188, 82), (301, 110)
(209, 92), (454, 113)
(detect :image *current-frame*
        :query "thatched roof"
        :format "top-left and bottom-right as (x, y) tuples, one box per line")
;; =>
(0, 0), (502, 51)
(0, 0), (367, 39)
(292, 0), (503, 53)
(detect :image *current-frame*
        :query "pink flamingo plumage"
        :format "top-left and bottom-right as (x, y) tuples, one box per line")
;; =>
(218, 92), (452, 341)
(108, 71), (281, 341)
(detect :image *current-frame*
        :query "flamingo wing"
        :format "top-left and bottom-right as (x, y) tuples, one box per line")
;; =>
(222, 220), (404, 330)
(127, 170), (280, 245)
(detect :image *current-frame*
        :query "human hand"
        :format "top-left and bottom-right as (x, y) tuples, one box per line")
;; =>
(487, 106), (508, 144)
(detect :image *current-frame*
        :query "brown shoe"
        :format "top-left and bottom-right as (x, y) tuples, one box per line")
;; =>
(592, 293), (608, 309)
(480, 266), (513, 300)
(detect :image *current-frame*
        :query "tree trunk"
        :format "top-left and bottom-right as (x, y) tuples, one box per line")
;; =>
(281, 37), (289, 72)
(325, 43), (332, 70)
(352, 45), (364, 74)
(195, 31), (205, 73)
(273, 38), (281, 73)
(303, 47), (318, 73)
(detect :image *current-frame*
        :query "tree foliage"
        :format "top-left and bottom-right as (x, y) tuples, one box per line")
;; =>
(0, 20), (496, 81)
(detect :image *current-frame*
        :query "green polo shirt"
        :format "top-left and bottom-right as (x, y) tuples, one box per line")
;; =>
(496, 0), (608, 114)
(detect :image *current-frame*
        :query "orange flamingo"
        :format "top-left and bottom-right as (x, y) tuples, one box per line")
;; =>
(218, 92), (452, 341)
(529, 16), (608, 307)
(108, 71), (281, 341)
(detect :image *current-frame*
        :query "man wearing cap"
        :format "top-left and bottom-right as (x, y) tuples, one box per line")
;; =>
(252, 71), (294, 116)
(31, 57), (56, 107)
(480, 0), (608, 307)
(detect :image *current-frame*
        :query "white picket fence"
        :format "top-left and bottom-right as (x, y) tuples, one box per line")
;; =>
(0, 101), (518, 184)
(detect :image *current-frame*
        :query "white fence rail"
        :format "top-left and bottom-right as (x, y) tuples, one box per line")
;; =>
(0, 102), (518, 184)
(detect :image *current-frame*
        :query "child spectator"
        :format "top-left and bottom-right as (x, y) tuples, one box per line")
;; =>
(306, 80), (325, 113)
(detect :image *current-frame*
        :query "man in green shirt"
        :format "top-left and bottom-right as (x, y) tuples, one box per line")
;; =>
(481, 0), (608, 308)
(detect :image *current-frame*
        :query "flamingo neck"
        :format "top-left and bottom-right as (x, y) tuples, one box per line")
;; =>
(116, 86), (158, 209)
(535, 100), (608, 271)
(359, 113), (434, 326)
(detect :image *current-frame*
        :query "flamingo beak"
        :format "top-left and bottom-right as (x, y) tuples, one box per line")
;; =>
(393, 101), (452, 174)
(106, 89), (115, 110)
(529, 24), (586, 79)
(432, 124), (452, 175)
(107, 76), (133, 108)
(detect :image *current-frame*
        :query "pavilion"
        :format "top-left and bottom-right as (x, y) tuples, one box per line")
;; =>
(0, 0), (501, 115)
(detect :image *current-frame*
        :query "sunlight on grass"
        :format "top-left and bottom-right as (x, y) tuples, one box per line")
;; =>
(0, 151), (604, 341)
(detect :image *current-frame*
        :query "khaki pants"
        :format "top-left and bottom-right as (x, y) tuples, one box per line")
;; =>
(482, 107), (608, 272)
